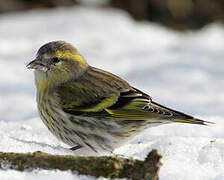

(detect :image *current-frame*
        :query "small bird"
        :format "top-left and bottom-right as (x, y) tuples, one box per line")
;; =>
(27, 41), (211, 153)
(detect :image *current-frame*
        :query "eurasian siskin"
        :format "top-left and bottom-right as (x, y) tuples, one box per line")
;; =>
(27, 41), (211, 153)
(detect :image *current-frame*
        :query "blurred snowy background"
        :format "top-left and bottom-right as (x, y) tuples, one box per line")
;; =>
(0, 1), (224, 180)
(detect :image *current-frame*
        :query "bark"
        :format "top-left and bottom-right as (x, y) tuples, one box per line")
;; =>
(0, 149), (162, 180)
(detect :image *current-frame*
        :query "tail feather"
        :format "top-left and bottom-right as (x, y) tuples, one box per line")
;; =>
(151, 101), (214, 126)
(172, 118), (214, 126)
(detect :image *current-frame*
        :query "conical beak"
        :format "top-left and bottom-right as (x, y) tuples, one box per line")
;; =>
(26, 59), (49, 72)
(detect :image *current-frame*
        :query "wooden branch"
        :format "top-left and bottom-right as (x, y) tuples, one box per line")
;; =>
(0, 149), (162, 180)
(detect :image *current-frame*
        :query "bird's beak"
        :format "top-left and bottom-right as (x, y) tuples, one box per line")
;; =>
(26, 59), (49, 72)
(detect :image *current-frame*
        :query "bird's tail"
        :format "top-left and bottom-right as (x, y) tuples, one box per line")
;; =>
(150, 101), (214, 126)
(171, 117), (213, 126)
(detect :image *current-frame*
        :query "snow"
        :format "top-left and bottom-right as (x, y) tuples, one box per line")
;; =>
(0, 6), (224, 180)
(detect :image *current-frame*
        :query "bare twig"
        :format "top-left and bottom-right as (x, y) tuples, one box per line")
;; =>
(0, 149), (162, 180)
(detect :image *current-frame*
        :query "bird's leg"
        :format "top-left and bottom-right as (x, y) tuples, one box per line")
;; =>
(70, 145), (83, 151)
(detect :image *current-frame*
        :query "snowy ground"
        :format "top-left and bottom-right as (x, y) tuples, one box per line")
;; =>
(0, 6), (224, 180)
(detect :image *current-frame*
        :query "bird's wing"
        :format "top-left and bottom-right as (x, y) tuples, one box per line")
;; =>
(55, 67), (210, 125)
(104, 88), (209, 125)
(109, 90), (212, 125)
(54, 66), (130, 114)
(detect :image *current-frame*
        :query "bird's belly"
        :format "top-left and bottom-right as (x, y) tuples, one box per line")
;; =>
(38, 101), (162, 153)
(38, 105), (85, 147)
(64, 116), (165, 152)
(63, 115), (133, 152)
(38, 105), (142, 152)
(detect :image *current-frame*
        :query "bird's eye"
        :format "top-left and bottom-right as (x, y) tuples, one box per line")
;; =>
(52, 57), (60, 64)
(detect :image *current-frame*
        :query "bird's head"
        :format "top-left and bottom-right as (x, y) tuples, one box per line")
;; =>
(27, 41), (88, 90)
